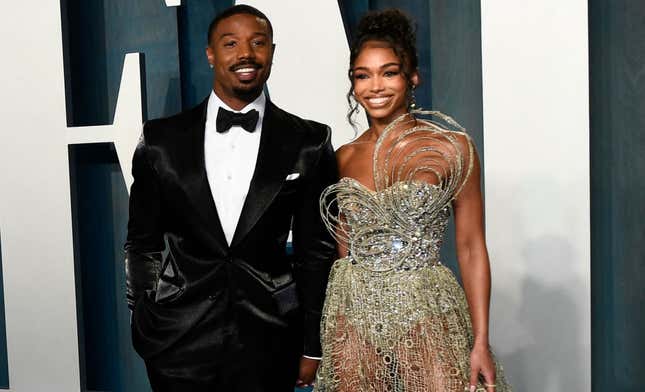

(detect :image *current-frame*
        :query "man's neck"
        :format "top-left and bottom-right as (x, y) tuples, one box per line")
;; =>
(212, 86), (263, 111)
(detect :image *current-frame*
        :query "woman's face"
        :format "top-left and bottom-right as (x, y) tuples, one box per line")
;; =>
(352, 41), (418, 126)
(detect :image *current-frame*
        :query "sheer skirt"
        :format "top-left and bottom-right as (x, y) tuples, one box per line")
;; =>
(314, 258), (511, 392)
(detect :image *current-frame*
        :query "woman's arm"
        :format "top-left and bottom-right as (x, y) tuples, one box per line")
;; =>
(452, 138), (496, 390)
(453, 144), (490, 346)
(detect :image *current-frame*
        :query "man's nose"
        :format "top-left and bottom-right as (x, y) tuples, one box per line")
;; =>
(237, 41), (255, 60)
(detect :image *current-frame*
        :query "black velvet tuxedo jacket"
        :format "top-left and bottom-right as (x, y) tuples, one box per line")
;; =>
(124, 97), (338, 384)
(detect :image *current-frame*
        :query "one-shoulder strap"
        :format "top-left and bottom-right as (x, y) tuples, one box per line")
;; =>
(371, 109), (472, 202)
(452, 131), (475, 200)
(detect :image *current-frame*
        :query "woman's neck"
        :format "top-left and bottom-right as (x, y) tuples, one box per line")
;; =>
(369, 110), (411, 139)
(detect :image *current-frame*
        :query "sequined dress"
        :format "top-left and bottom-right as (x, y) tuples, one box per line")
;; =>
(315, 112), (511, 392)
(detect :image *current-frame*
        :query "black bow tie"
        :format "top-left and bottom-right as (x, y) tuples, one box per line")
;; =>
(216, 107), (259, 133)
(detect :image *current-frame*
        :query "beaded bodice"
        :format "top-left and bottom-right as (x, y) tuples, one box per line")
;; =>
(320, 111), (473, 272)
(330, 178), (452, 271)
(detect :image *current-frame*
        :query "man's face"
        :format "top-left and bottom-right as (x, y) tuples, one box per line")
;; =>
(206, 13), (274, 103)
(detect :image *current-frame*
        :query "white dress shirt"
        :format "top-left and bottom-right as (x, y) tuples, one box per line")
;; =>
(204, 91), (321, 361)
(204, 90), (265, 245)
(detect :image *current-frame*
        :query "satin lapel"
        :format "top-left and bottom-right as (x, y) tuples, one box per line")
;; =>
(182, 98), (229, 252)
(231, 102), (302, 247)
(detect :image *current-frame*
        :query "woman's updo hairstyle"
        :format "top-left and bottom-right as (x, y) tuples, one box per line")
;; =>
(347, 9), (419, 125)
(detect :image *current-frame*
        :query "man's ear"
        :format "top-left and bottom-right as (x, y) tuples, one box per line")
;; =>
(268, 43), (276, 64)
(206, 46), (214, 67)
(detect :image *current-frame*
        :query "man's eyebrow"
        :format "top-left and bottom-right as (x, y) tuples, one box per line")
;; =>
(217, 32), (268, 39)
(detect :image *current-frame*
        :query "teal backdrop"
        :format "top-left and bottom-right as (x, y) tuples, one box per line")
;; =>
(589, 1), (645, 391)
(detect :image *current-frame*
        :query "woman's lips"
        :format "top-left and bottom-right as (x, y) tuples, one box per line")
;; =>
(365, 96), (393, 108)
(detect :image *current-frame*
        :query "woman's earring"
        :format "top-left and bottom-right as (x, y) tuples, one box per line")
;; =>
(209, 63), (214, 69)
(409, 85), (417, 110)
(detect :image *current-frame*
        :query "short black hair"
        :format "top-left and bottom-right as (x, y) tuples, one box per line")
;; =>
(207, 4), (273, 45)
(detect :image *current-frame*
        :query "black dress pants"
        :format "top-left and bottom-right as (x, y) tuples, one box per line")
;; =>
(145, 359), (298, 392)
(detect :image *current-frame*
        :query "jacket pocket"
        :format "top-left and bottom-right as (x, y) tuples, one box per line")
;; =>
(153, 259), (185, 304)
(153, 280), (184, 304)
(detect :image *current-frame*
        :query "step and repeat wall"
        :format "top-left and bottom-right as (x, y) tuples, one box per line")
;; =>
(0, 0), (643, 391)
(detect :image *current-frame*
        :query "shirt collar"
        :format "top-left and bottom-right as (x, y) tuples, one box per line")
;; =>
(207, 90), (266, 132)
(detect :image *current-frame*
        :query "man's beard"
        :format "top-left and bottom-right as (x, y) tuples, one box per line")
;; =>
(232, 83), (264, 101)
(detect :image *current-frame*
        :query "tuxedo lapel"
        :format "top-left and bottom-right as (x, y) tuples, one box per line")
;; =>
(231, 102), (303, 247)
(182, 99), (229, 252)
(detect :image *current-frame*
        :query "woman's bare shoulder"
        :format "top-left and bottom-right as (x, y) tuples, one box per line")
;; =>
(336, 130), (374, 176)
(336, 144), (357, 174)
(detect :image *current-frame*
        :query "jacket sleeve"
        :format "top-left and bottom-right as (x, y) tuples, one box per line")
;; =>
(291, 126), (339, 357)
(124, 128), (164, 310)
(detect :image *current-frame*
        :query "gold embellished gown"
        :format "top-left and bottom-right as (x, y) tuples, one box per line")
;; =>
(315, 112), (511, 392)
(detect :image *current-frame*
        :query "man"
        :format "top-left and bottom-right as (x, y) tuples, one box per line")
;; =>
(125, 5), (337, 391)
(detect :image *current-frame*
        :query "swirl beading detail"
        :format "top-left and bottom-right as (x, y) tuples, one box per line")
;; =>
(319, 110), (474, 273)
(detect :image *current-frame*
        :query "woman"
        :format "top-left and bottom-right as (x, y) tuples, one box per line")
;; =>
(315, 9), (511, 392)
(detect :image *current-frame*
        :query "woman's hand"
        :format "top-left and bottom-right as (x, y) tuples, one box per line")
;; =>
(469, 344), (496, 392)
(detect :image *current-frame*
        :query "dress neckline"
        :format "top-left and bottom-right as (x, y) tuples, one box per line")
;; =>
(339, 176), (441, 194)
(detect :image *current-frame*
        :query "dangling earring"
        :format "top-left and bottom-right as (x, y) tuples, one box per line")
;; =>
(209, 63), (214, 69)
(408, 85), (417, 110)
(352, 92), (360, 112)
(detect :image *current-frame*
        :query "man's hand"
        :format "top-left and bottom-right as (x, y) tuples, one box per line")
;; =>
(295, 356), (320, 388)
